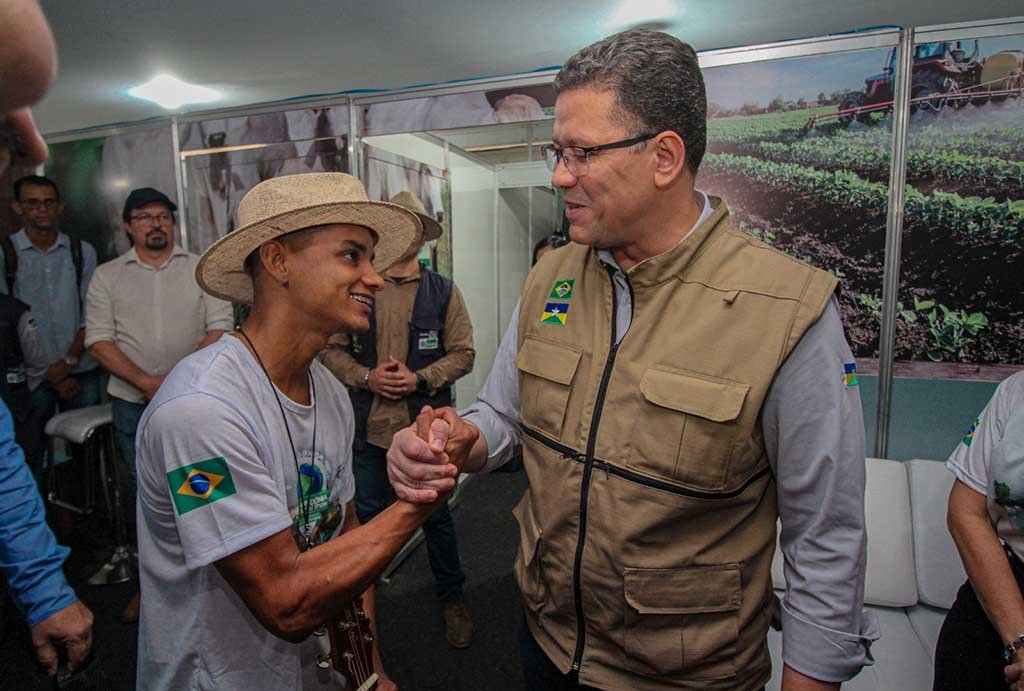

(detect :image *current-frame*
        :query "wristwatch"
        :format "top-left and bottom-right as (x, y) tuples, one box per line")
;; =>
(415, 373), (428, 393)
(63, 355), (79, 367)
(362, 368), (371, 388)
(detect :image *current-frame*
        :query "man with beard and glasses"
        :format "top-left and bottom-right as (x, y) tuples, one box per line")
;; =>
(85, 187), (234, 623)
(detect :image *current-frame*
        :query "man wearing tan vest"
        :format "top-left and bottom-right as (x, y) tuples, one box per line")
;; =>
(387, 29), (877, 691)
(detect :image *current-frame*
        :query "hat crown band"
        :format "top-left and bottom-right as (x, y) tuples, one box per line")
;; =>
(237, 173), (370, 228)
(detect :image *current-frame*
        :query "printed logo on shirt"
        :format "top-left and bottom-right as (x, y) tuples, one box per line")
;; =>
(167, 456), (237, 515)
(963, 417), (980, 447)
(540, 301), (570, 326)
(842, 362), (859, 387)
(549, 279), (575, 301)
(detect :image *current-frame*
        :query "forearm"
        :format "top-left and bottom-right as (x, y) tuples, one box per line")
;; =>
(195, 330), (225, 351)
(782, 665), (840, 691)
(950, 496), (1024, 642)
(65, 328), (85, 360)
(88, 341), (152, 391)
(418, 349), (474, 392)
(247, 500), (438, 641)
(321, 342), (367, 388)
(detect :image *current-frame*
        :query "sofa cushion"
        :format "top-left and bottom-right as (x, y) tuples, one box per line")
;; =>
(907, 603), (949, 663)
(907, 459), (967, 608)
(767, 605), (932, 690)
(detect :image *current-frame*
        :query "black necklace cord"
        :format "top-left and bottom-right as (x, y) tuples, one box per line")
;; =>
(237, 328), (318, 549)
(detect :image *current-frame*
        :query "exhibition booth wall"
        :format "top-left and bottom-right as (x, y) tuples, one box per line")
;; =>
(4, 16), (1020, 461)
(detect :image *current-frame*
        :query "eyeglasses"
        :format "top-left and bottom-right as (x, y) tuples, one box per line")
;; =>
(130, 212), (173, 225)
(542, 133), (656, 178)
(18, 199), (59, 210)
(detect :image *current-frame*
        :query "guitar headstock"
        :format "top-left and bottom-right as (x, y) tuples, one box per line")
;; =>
(324, 596), (379, 691)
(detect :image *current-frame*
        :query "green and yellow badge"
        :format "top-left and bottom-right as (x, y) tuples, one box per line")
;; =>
(167, 456), (237, 515)
(540, 301), (570, 326)
(549, 279), (575, 300)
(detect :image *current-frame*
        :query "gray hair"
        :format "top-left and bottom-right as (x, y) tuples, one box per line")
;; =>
(554, 28), (707, 174)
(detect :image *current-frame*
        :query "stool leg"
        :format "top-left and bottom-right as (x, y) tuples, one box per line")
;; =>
(87, 427), (133, 586)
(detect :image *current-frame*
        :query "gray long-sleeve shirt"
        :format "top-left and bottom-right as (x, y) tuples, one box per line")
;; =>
(461, 207), (879, 682)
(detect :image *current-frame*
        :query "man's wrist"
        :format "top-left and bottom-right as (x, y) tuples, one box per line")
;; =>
(415, 372), (428, 393)
(63, 354), (79, 367)
(363, 368), (371, 389)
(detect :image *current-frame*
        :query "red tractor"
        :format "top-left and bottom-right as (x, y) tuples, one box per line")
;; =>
(838, 40), (982, 125)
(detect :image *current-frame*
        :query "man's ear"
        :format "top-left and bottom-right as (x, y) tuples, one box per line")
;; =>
(259, 240), (290, 285)
(651, 131), (687, 190)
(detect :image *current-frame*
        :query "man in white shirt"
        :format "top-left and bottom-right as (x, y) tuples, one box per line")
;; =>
(85, 187), (233, 621)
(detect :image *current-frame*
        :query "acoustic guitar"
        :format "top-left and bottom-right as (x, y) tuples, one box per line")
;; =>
(319, 596), (379, 691)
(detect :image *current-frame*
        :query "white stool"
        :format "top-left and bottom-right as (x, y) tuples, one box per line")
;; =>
(44, 403), (132, 585)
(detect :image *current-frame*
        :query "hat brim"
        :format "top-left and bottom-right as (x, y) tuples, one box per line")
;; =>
(195, 200), (421, 304)
(415, 212), (443, 242)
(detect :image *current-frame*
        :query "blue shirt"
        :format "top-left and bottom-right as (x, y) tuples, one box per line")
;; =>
(0, 230), (98, 372)
(0, 401), (77, 625)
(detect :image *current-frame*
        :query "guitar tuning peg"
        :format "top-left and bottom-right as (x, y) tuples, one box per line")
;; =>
(362, 633), (374, 644)
(315, 653), (331, 670)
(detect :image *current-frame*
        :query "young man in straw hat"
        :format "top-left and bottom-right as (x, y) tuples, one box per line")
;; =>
(133, 172), (478, 690)
(323, 190), (476, 649)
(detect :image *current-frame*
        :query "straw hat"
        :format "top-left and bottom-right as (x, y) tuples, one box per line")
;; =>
(389, 191), (443, 242)
(196, 173), (421, 304)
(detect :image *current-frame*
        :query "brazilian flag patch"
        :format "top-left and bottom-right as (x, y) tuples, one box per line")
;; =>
(167, 457), (237, 515)
(540, 301), (570, 326)
(549, 279), (575, 300)
(963, 418), (979, 447)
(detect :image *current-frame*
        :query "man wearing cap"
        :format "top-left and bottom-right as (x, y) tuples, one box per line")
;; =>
(323, 190), (476, 649)
(85, 187), (234, 622)
(132, 173), (476, 690)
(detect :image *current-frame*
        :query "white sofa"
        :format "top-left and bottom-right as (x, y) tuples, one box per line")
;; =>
(766, 458), (967, 690)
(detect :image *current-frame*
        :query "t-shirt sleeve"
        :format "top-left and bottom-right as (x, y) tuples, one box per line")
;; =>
(946, 380), (1009, 497)
(137, 392), (292, 570)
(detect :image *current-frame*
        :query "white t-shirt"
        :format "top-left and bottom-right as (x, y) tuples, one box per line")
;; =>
(135, 335), (356, 691)
(947, 371), (1024, 561)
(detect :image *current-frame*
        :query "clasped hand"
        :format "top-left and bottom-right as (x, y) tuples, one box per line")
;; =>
(386, 406), (480, 504)
(368, 356), (418, 400)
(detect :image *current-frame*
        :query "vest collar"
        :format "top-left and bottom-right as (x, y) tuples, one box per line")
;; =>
(589, 197), (731, 290)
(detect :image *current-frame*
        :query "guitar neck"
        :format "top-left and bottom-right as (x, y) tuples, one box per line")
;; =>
(355, 672), (379, 691)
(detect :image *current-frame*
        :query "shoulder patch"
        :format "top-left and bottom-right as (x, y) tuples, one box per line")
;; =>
(842, 362), (859, 387)
(963, 417), (979, 447)
(167, 456), (237, 515)
(549, 279), (575, 300)
(541, 301), (570, 326)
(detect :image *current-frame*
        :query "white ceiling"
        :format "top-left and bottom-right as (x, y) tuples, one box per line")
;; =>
(36, 0), (1024, 134)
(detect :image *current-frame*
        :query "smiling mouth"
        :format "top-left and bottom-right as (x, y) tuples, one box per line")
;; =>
(349, 294), (374, 307)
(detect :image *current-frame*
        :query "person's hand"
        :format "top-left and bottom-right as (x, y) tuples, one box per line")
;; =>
(415, 406), (480, 474)
(54, 377), (80, 401)
(30, 600), (94, 676)
(46, 360), (71, 386)
(368, 356), (416, 399)
(1006, 648), (1024, 689)
(140, 374), (165, 401)
(387, 417), (459, 504)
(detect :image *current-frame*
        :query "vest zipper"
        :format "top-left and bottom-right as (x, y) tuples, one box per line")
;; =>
(570, 265), (622, 673)
(522, 425), (771, 500)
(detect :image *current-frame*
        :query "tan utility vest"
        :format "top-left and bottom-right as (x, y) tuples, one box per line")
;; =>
(513, 198), (837, 690)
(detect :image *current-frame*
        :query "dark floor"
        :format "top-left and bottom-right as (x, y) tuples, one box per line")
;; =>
(0, 469), (529, 690)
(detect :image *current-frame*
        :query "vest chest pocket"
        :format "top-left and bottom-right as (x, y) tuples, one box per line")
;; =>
(623, 564), (741, 680)
(411, 315), (443, 353)
(516, 336), (582, 439)
(629, 367), (750, 491)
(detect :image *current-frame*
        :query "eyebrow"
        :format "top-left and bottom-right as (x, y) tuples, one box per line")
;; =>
(341, 238), (371, 254)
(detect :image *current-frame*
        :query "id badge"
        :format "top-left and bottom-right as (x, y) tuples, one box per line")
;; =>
(418, 330), (439, 350)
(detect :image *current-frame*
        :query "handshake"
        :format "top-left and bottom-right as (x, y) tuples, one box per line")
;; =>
(386, 406), (481, 505)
